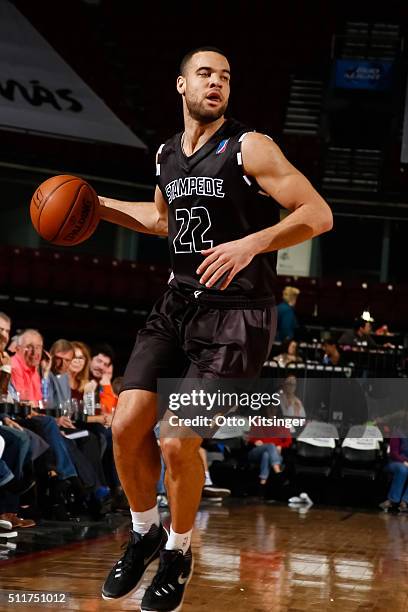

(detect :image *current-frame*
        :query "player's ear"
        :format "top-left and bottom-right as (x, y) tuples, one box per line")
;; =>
(176, 75), (185, 95)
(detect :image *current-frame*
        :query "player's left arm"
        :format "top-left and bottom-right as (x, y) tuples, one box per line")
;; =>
(197, 133), (333, 289)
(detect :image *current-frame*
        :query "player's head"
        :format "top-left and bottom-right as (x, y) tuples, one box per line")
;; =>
(177, 46), (230, 123)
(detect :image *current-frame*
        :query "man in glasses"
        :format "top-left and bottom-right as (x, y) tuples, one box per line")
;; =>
(47, 339), (75, 413)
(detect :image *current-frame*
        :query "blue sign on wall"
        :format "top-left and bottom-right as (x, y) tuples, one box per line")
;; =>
(335, 60), (393, 91)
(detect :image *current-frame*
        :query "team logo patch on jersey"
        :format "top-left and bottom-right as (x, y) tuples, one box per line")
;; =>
(216, 138), (229, 155)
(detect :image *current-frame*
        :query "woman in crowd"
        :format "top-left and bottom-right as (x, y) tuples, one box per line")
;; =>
(275, 339), (303, 368)
(247, 405), (292, 485)
(69, 341), (92, 402)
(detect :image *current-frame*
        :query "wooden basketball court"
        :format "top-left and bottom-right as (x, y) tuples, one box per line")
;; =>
(1, 502), (408, 611)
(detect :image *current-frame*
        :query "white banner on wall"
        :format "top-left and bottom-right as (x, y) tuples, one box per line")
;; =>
(0, 0), (146, 149)
(277, 239), (313, 277)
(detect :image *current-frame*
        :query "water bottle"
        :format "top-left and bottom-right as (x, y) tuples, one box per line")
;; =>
(41, 376), (49, 404)
(83, 390), (95, 416)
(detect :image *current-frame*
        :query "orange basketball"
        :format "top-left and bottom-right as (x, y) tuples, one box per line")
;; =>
(30, 175), (100, 246)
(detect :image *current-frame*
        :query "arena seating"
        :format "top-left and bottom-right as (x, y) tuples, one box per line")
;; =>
(2, 245), (407, 333)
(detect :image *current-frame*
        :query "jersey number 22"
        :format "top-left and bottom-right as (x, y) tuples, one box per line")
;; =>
(173, 206), (213, 254)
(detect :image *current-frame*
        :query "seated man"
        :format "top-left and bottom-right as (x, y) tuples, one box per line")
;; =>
(338, 318), (377, 349)
(10, 329), (78, 483)
(10, 329), (43, 404)
(88, 344), (118, 413)
(46, 339), (75, 409)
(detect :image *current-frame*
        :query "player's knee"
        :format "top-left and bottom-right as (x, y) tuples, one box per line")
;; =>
(161, 437), (201, 473)
(111, 413), (128, 444)
(111, 409), (143, 446)
(111, 390), (155, 445)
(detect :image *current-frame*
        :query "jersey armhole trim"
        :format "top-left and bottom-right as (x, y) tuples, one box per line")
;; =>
(156, 143), (165, 176)
(237, 131), (272, 196)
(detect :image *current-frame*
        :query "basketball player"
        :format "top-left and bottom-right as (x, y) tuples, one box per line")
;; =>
(100, 47), (332, 611)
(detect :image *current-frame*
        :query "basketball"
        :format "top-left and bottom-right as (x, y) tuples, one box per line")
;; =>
(30, 175), (100, 246)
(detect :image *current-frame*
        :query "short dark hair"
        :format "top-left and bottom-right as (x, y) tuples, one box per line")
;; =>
(91, 343), (115, 365)
(180, 46), (228, 75)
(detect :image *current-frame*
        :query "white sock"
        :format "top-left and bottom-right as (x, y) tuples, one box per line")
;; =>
(204, 471), (213, 486)
(130, 505), (160, 536)
(165, 526), (192, 554)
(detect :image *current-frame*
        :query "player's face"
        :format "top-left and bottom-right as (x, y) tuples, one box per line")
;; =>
(179, 52), (230, 123)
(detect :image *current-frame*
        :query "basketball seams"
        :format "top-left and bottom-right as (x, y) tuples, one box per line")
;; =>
(68, 184), (99, 245)
(36, 177), (77, 236)
(48, 182), (85, 243)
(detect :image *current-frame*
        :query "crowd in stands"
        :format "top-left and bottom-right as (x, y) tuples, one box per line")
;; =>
(0, 310), (126, 529)
(1, 282), (408, 541)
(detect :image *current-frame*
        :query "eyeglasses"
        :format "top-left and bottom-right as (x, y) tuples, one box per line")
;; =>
(24, 344), (43, 353)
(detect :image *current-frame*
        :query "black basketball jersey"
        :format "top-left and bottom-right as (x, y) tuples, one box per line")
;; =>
(156, 118), (280, 308)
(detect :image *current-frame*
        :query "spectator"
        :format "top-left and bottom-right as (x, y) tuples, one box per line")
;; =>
(10, 329), (43, 403)
(279, 375), (306, 419)
(69, 341), (92, 402)
(275, 338), (303, 368)
(89, 344), (118, 413)
(338, 318), (377, 349)
(47, 339), (74, 408)
(0, 312), (12, 399)
(322, 338), (343, 366)
(379, 435), (408, 512)
(276, 286), (300, 342)
(247, 405), (292, 485)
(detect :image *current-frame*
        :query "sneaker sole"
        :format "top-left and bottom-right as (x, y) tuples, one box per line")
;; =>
(140, 559), (194, 612)
(101, 528), (169, 602)
(102, 573), (146, 602)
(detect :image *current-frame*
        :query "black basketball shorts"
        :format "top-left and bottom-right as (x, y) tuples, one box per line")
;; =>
(121, 288), (277, 394)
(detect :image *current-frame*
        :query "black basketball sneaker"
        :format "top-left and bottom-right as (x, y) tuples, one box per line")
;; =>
(102, 524), (167, 601)
(141, 548), (194, 612)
